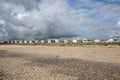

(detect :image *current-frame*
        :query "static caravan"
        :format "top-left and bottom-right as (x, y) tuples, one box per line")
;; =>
(63, 40), (68, 43)
(47, 40), (52, 43)
(28, 40), (33, 43)
(18, 40), (23, 44)
(23, 40), (28, 44)
(82, 39), (88, 43)
(55, 39), (59, 43)
(41, 40), (45, 43)
(106, 39), (114, 42)
(94, 39), (101, 43)
(72, 39), (78, 43)
(35, 40), (39, 43)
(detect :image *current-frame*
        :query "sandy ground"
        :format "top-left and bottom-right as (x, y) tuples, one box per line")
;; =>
(0, 45), (120, 80)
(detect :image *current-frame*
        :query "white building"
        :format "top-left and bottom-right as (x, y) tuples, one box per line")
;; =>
(48, 40), (51, 43)
(55, 39), (59, 43)
(14, 40), (18, 44)
(41, 40), (44, 43)
(94, 39), (101, 43)
(18, 40), (22, 44)
(83, 39), (88, 43)
(106, 39), (115, 42)
(72, 39), (78, 43)
(29, 40), (33, 43)
(63, 40), (68, 43)
(23, 40), (27, 44)
(35, 40), (38, 43)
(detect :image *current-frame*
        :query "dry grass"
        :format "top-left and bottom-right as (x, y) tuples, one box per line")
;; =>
(0, 45), (120, 80)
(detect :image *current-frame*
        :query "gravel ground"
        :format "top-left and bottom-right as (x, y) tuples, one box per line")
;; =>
(0, 46), (120, 80)
(0, 69), (4, 80)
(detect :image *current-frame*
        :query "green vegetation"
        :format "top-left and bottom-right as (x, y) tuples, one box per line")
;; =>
(1, 42), (120, 47)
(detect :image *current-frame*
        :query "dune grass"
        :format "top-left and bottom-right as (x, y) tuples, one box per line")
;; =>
(0, 42), (120, 47)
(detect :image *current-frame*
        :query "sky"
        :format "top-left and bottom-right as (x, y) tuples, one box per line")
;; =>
(0, 0), (120, 41)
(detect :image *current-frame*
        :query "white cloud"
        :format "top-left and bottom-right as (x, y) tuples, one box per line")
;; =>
(0, 0), (120, 40)
(0, 19), (5, 24)
(16, 13), (29, 20)
(117, 21), (120, 26)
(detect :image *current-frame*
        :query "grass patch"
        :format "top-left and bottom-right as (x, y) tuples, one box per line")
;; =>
(0, 42), (120, 47)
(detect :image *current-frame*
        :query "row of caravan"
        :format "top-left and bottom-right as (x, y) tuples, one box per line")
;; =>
(6, 39), (82, 44)
(1, 38), (120, 44)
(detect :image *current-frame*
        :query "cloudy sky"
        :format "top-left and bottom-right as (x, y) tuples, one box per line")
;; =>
(0, 0), (120, 41)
